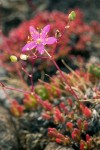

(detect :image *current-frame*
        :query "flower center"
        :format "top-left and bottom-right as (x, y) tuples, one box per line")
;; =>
(36, 38), (42, 44)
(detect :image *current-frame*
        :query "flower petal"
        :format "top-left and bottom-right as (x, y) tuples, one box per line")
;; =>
(22, 41), (36, 52)
(29, 26), (39, 40)
(41, 25), (50, 39)
(36, 44), (45, 55)
(45, 37), (57, 44)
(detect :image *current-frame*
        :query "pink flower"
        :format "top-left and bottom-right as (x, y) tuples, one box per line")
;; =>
(22, 25), (57, 55)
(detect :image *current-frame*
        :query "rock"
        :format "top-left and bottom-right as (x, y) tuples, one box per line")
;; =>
(25, 133), (43, 150)
(44, 142), (74, 150)
(0, 0), (50, 34)
(0, 67), (7, 77)
(88, 109), (100, 134)
(16, 112), (49, 150)
(92, 136), (100, 150)
(0, 106), (18, 150)
(18, 130), (47, 150)
(0, 0), (30, 19)
(0, 67), (7, 104)
(0, 89), (6, 101)
(0, 0), (30, 33)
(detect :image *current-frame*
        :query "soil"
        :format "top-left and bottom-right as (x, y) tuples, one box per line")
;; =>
(0, 106), (18, 150)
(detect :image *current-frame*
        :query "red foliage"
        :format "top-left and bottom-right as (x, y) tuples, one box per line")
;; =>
(48, 128), (70, 145)
(42, 100), (53, 111)
(53, 107), (65, 123)
(42, 112), (51, 120)
(77, 119), (89, 131)
(10, 100), (24, 117)
(80, 134), (92, 150)
(23, 93), (37, 109)
(71, 128), (80, 141)
(67, 98), (73, 107)
(81, 105), (92, 118)
(80, 140), (86, 150)
(66, 122), (74, 131)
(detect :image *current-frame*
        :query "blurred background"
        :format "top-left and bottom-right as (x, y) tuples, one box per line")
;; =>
(0, 0), (100, 34)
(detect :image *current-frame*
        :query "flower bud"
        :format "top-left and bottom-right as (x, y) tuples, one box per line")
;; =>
(20, 54), (28, 60)
(55, 30), (61, 38)
(68, 11), (76, 21)
(10, 55), (17, 62)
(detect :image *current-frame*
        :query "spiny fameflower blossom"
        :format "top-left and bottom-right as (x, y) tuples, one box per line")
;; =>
(22, 25), (57, 55)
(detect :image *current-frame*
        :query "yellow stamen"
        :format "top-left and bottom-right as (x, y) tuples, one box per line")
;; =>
(37, 39), (42, 44)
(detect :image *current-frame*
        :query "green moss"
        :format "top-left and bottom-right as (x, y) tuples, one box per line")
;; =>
(89, 65), (100, 77)
(35, 85), (49, 100)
